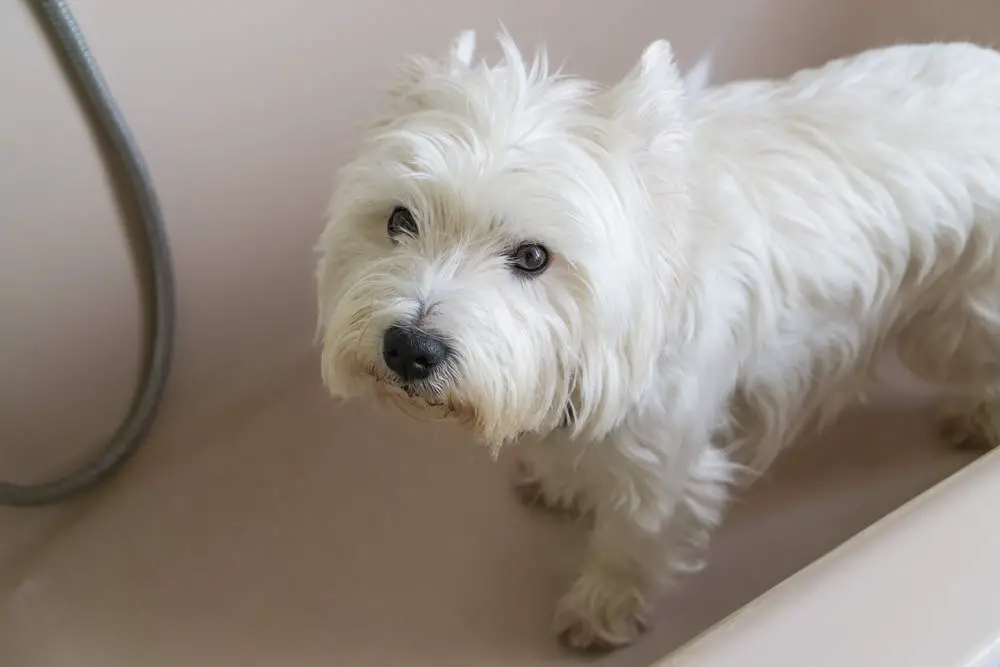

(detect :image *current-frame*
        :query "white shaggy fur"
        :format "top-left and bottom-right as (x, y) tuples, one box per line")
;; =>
(316, 31), (1000, 650)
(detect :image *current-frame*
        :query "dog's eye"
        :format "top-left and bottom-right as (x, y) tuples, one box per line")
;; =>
(508, 243), (550, 276)
(387, 206), (417, 240)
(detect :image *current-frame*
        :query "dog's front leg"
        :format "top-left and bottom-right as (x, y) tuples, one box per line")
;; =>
(553, 424), (735, 651)
(511, 431), (588, 516)
(554, 496), (666, 650)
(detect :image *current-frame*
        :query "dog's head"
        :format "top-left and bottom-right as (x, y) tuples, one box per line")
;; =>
(317, 30), (694, 451)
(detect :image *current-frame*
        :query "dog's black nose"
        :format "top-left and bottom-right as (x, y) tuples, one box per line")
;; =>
(382, 325), (449, 382)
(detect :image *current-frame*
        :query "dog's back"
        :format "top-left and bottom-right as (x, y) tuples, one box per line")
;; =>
(689, 41), (1000, 322)
(684, 43), (1000, 460)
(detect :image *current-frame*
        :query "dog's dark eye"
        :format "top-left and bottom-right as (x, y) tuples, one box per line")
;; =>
(508, 243), (550, 276)
(387, 206), (417, 239)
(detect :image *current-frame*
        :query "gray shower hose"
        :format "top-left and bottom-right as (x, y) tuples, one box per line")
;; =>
(1, 0), (175, 506)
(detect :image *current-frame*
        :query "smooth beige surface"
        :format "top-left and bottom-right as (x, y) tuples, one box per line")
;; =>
(0, 366), (981, 667)
(662, 450), (1000, 667)
(3, 0), (1000, 665)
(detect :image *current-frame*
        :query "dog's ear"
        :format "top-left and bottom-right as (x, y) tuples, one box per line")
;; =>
(448, 30), (477, 70)
(385, 30), (476, 103)
(599, 40), (687, 151)
(386, 54), (436, 101)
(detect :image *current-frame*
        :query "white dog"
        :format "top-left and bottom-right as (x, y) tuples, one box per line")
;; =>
(316, 30), (1000, 650)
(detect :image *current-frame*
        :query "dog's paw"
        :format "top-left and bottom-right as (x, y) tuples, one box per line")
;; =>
(511, 457), (579, 516)
(939, 401), (1000, 451)
(553, 572), (647, 652)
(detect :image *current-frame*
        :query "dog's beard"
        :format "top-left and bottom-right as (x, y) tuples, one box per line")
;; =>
(365, 365), (505, 455)
(369, 365), (448, 413)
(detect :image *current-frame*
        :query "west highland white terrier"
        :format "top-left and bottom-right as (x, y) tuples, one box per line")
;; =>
(316, 30), (1000, 650)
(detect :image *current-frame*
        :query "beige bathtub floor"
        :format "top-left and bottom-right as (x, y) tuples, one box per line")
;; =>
(0, 365), (978, 667)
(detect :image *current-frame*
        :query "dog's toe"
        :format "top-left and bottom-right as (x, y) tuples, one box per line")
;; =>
(553, 603), (644, 652)
(939, 402), (1000, 451)
(556, 615), (618, 653)
(553, 573), (647, 652)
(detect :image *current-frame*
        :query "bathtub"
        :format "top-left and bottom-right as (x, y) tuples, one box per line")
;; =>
(3, 1), (999, 665)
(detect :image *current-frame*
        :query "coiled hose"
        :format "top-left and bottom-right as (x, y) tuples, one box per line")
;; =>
(1, 0), (175, 506)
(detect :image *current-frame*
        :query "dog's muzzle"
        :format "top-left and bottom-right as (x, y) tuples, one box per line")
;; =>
(381, 324), (452, 383)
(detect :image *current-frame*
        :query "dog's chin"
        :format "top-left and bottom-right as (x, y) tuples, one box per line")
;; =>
(369, 373), (468, 424)
(374, 380), (451, 421)
(367, 372), (526, 457)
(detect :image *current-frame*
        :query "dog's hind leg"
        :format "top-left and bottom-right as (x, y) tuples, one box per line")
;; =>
(939, 390), (1000, 450)
(895, 285), (1000, 451)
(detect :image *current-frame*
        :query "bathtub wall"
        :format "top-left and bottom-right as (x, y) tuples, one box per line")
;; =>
(2, 0), (997, 481)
